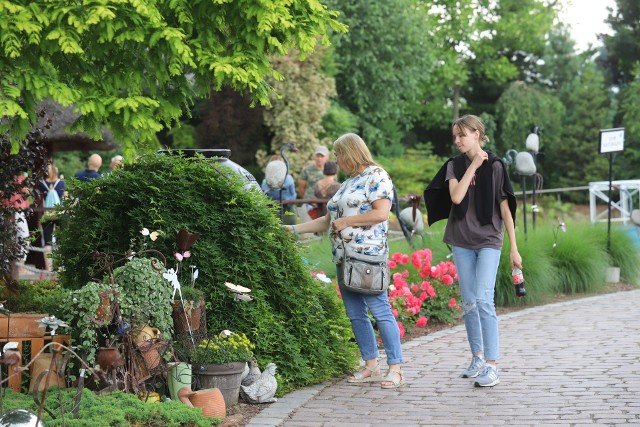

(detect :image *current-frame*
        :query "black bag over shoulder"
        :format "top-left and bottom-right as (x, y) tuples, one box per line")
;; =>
(341, 245), (389, 295)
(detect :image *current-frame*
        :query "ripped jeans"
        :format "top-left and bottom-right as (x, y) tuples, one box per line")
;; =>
(452, 246), (501, 361)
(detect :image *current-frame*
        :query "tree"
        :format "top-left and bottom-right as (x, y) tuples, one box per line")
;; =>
(602, 0), (640, 85)
(325, 0), (437, 155)
(545, 64), (611, 195)
(495, 81), (564, 165)
(617, 62), (640, 179)
(258, 47), (336, 177)
(0, 0), (346, 154)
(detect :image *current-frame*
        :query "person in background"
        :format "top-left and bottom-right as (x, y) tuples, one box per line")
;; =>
(284, 133), (404, 389)
(74, 153), (103, 182)
(313, 161), (341, 217)
(261, 155), (297, 202)
(37, 163), (67, 269)
(424, 114), (521, 388)
(297, 146), (329, 221)
(4, 174), (30, 278)
(110, 155), (124, 172)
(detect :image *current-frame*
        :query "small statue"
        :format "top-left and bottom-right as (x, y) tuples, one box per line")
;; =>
(241, 358), (261, 386)
(240, 362), (277, 404)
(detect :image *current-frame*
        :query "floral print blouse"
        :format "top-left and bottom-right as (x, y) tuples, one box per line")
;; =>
(327, 165), (393, 263)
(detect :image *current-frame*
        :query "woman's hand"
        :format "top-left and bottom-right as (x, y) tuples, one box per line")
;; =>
(332, 217), (349, 233)
(510, 249), (522, 270)
(470, 150), (488, 170)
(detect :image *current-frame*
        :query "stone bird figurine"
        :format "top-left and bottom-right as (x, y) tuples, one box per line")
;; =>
(241, 358), (261, 386)
(240, 362), (278, 404)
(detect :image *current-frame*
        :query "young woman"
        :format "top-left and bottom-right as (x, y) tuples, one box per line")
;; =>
(285, 133), (404, 389)
(425, 115), (522, 387)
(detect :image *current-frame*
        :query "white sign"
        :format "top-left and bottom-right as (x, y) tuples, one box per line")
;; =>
(599, 128), (625, 153)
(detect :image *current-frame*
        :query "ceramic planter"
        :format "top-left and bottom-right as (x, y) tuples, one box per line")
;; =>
(189, 388), (226, 418)
(193, 361), (245, 407)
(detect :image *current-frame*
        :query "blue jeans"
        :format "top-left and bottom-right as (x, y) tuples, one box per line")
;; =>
(337, 265), (403, 365)
(452, 246), (501, 361)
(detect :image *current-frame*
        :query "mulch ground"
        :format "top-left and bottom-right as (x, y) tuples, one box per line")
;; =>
(222, 282), (637, 427)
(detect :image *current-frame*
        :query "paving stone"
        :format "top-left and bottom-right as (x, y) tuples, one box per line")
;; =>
(247, 289), (640, 427)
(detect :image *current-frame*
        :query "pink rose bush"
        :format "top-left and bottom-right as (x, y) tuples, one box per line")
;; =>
(388, 249), (461, 330)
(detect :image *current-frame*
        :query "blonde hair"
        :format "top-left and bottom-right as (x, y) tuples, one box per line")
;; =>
(47, 163), (59, 180)
(332, 133), (377, 174)
(452, 115), (489, 147)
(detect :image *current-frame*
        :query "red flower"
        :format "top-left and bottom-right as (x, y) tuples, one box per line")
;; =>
(397, 321), (405, 338)
(416, 316), (428, 328)
(441, 274), (454, 285)
(400, 254), (409, 264)
(387, 260), (397, 269)
(391, 252), (404, 262)
(448, 298), (457, 308)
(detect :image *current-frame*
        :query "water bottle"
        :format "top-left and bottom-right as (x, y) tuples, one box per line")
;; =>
(512, 268), (527, 298)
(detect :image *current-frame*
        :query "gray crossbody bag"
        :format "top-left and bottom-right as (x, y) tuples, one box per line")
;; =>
(340, 241), (390, 295)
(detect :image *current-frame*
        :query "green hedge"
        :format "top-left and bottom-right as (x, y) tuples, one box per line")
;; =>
(55, 154), (357, 394)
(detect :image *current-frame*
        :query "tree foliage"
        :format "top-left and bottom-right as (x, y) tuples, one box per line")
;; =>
(258, 47), (336, 176)
(495, 81), (564, 174)
(603, 0), (640, 85)
(325, 0), (436, 155)
(0, 0), (346, 153)
(546, 64), (611, 195)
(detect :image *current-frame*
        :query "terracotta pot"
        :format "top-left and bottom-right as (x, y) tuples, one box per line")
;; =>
(29, 353), (64, 392)
(96, 347), (125, 371)
(95, 290), (116, 325)
(172, 300), (203, 332)
(0, 313), (47, 338)
(138, 341), (163, 370)
(189, 388), (226, 418)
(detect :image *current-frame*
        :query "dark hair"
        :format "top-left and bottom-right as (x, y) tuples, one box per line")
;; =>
(323, 161), (338, 175)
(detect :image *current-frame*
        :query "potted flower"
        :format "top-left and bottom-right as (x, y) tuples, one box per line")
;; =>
(61, 281), (117, 365)
(112, 257), (173, 340)
(190, 330), (254, 407)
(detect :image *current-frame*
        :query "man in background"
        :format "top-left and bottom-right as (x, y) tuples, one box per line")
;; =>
(297, 146), (330, 221)
(110, 155), (124, 172)
(74, 153), (103, 182)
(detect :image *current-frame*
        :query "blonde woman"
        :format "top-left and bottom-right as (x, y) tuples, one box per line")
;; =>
(285, 133), (404, 389)
(425, 114), (521, 387)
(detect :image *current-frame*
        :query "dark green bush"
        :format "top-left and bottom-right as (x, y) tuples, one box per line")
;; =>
(0, 388), (217, 426)
(55, 154), (357, 394)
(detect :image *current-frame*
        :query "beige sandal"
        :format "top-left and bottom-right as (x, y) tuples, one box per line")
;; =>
(380, 368), (405, 389)
(347, 363), (384, 383)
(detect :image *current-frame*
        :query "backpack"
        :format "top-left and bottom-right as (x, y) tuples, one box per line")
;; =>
(43, 180), (61, 208)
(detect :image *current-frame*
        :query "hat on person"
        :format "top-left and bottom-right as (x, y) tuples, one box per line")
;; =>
(314, 146), (330, 157)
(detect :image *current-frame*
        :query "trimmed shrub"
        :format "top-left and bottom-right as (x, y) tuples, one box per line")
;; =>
(56, 154), (357, 394)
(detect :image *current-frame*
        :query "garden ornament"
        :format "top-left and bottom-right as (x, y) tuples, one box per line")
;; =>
(0, 342), (21, 367)
(240, 362), (278, 404)
(241, 358), (261, 387)
(224, 282), (253, 302)
(0, 409), (45, 427)
(36, 316), (69, 336)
